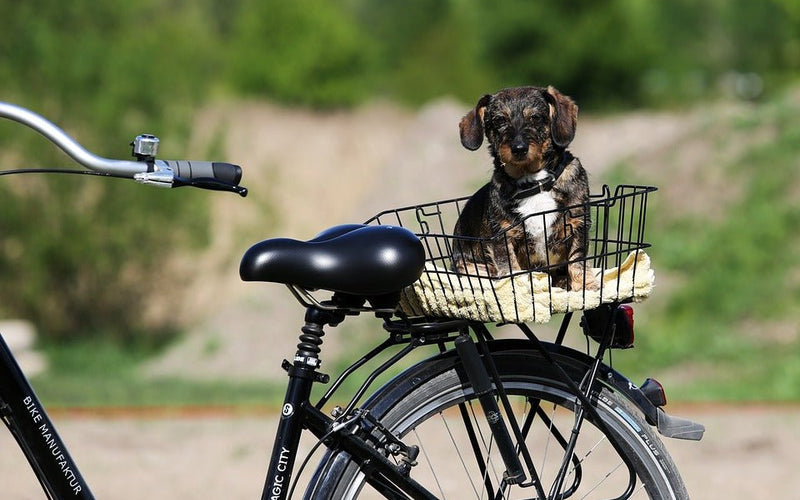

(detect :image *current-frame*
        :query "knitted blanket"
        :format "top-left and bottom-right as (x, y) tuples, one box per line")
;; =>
(399, 251), (654, 324)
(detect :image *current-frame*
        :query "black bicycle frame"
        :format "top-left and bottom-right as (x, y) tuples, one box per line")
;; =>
(261, 341), (439, 500)
(0, 334), (95, 500)
(258, 312), (560, 500)
(1, 306), (668, 500)
(0, 316), (513, 500)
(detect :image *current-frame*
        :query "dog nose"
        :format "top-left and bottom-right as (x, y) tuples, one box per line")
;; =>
(511, 140), (528, 158)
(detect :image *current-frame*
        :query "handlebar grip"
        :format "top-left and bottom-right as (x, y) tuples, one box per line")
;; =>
(162, 160), (243, 185)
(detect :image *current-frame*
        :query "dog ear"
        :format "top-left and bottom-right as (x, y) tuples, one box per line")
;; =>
(545, 86), (578, 148)
(459, 94), (492, 151)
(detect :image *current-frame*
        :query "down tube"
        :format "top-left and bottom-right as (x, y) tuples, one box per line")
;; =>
(0, 334), (95, 499)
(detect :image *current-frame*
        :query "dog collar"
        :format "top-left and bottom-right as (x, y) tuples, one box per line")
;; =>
(512, 152), (572, 200)
(513, 174), (555, 199)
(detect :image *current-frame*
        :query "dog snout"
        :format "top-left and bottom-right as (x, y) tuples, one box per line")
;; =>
(511, 137), (529, 158)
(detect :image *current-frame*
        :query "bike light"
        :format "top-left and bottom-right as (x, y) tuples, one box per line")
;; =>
(582, 303), (635, 348)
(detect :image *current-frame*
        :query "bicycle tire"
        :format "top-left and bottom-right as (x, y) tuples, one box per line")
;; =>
(306, 342), (688, 500)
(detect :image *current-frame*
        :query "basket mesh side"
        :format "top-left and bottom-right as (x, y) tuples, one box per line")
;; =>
(368, 185), (656, 323)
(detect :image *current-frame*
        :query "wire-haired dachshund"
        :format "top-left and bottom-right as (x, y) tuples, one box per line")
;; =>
(452, 85), (598, 291)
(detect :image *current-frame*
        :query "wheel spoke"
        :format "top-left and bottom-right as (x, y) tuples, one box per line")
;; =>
(413, 425), (448, 499)
(578, 462), (623, 500)
(459, 400), (496, 499)
(312, 352), (686, 500)
(468, 402), (505, 499)
(567, 434), (609, 482)
(540, 402), (558, 478)
(438, 412), (480, 499)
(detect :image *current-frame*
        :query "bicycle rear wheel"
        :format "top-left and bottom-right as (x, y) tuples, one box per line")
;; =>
(307, 342), (688, 499)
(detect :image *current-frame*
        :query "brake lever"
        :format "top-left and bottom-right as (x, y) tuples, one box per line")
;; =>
(171, 176), (248, 197)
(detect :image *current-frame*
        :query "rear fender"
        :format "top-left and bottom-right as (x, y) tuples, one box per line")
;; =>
(525, 341), (704, 440)
(365, 338), (661, 426)
(493, 339), (662, 426)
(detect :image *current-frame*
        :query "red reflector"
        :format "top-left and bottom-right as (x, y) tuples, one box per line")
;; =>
(615, 304), (635, 348)
(619, 304), (634, 330)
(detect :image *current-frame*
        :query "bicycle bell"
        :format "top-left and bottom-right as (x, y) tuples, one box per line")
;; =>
(131, 134), (160, 161)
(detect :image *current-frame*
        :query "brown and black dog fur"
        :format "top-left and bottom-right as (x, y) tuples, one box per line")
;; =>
(451, 86), (597, 291)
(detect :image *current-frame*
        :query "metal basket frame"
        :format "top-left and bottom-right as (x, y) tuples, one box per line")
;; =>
(366, 185), (657, 323)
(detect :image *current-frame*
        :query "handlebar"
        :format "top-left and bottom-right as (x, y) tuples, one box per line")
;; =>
(0, 101), (247, 196)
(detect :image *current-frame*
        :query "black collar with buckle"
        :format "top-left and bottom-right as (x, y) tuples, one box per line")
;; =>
(513, 152), (572, 200)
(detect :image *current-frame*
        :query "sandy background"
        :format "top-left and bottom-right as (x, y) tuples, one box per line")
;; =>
(1, 405), (799, 499)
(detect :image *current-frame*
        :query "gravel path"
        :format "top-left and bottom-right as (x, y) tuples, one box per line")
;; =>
(2, 405), (798, 499)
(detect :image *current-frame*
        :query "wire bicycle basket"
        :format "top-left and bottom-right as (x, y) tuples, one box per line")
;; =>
(366, 184), (657, 324)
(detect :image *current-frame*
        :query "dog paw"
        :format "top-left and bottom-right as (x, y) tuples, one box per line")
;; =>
(454, 260), (493, 277)
(577, 273), (600, 291)
(568, 263), (599, 291)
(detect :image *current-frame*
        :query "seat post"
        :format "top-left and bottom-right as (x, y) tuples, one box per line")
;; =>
(261, 305), (344, 500)
(295, 306), (345, 370)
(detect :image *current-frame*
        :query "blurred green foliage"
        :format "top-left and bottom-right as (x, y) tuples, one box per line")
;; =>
(31, 337), (284, 407)
(229, 0), (378, 106)
(2, 0), (798, 117)
(612, 92), (800, 400)
(226, 0), (800, 108)
(1, 0), (799, 346)
(0, 0), (216, 342)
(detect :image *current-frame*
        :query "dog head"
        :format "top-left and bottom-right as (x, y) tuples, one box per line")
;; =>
(459, 86), (578, 179)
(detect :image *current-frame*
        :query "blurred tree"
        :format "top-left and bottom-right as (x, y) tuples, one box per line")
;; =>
(228, 0), (377, 107)
(716, 0), (799, 89)
(472, 0), (664, 108)
(0, 0), (216, 343)
(631, 0), (799, 103)
(352, 0), (492, 104)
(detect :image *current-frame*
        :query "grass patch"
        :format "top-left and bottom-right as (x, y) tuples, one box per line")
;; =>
(609, 92), (800, 401)
(29, 330), (437, 410)
(31, 338), (286, 408)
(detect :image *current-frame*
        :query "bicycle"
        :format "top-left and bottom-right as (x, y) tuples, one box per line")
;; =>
(0, 101), (704, 500)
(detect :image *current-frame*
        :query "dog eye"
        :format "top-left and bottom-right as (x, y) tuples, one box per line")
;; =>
(491, 118), (508, 131)
(528, 115), (546, 127)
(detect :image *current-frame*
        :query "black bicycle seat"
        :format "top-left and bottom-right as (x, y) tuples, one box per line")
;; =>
(239, 224), (425, 298)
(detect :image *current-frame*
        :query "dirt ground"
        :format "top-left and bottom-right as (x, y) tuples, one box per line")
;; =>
(2, 404), (799, 499)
